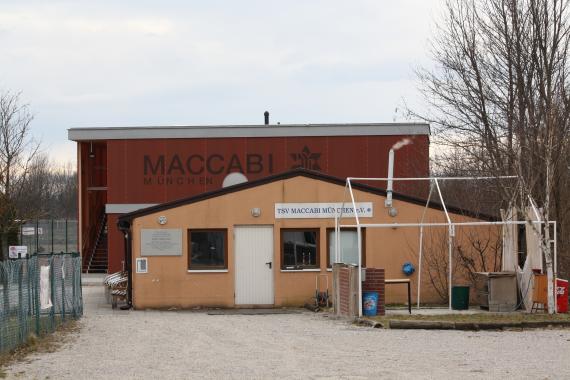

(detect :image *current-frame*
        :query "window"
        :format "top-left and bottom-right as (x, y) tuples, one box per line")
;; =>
(281, 229), (319, 270)
(188, 229), (227, 270)
(327, 228), (365, 267)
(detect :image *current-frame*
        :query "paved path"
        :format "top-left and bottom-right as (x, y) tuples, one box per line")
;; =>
(4, 286), (570, 379)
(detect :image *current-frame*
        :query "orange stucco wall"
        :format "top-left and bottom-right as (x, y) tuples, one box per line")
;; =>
(130, 176), (498, 309)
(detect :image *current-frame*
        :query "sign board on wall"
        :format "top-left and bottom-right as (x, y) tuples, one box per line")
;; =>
(141, 229), (182, 256)
(22, 227), (43, 236)
(275, 203), (373, 219)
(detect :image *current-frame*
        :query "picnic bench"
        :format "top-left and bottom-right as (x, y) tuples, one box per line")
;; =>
(104, 271), (128, 309)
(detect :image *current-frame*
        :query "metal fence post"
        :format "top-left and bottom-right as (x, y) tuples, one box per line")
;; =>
(65, 219), (68, 253)
(51, 219), (54, 254)
(0, 263), (4, 352)
(27, 256), (32, 316)
(72, 255), (76, 318)
(35, 220), (39, 254)
(49, 256), (55, 332)
(61, 255), (66, 321)
(34, 256), (40, 336)
(17, 259), (26, 343)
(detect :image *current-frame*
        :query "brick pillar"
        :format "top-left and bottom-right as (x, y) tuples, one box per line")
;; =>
(339, 267), (350, 315)
(362, 268), (385, 316)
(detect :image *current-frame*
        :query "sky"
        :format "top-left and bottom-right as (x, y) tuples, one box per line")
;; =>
(0, 0), (442, 167)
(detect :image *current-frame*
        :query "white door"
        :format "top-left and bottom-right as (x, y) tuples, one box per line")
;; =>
(234, 226), (274, 305)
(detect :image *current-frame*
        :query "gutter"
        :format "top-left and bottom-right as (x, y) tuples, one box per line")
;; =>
(117, 219), (133, 309)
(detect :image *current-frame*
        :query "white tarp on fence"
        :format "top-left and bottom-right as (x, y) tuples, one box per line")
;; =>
(40, 265), (52, 309)
(518, 208), (544, 312)
(501, 208), (518, 272)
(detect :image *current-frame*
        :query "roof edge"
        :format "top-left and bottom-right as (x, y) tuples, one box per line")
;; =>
(117, 168), (495, 223)
(68, 123), (430, 141)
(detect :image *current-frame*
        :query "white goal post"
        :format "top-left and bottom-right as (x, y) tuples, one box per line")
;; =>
(333, 176), (558, 317)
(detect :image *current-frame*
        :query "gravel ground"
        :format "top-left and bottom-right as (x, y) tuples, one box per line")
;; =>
(4, 286), (570, 379)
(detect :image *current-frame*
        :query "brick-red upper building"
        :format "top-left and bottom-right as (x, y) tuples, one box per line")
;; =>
(68, 122), (430, 273)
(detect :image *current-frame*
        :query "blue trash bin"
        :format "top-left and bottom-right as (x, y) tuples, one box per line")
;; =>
(362, 291), (379, 316)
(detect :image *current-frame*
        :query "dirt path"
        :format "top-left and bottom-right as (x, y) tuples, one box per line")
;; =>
(4, 286), (570, 379)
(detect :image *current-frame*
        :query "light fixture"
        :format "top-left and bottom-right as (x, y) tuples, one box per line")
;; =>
(88, 142), (95, 159)
(251, 208), (261, 217)
(157, 216), (167, 225)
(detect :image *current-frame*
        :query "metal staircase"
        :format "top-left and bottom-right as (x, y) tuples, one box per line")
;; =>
(84, 214), (108, 273)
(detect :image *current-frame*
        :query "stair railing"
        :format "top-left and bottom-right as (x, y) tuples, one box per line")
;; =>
(87, 212), (107, 273)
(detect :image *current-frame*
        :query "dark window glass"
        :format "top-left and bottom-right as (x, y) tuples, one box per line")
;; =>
(282, 229), (319, 270)
(517, 224), (527, 268)
(189, 230), (226, 269)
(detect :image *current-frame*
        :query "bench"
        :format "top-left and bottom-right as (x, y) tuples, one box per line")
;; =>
(385, 278), (412, 314)
(104, 271), (128, 309)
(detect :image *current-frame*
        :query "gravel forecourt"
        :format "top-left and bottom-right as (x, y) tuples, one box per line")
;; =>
(4, 286), (570, 379)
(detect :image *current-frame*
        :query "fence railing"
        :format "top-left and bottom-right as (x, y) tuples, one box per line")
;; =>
(0, 252), (83, 354)
(19, 219), (79, 255)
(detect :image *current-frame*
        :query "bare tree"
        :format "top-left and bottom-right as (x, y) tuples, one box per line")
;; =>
(0, 91), (41, 258)
(15, 155), (78, 220)
(456, 228), (503, 284)
(411, 0), (570, 311)
(421, 228), (462, 303)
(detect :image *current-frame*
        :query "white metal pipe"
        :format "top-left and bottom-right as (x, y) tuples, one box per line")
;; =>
(347, 179), (361, 227)
(334, 209), (339, 264)
(385, 149), (394, 208)
(347, 176), (518, 181)
(418, 226), (424, 309)
(435, 177), (453, 309)
(347, 179), (363, 317)
(554, 221), (558, 313)
(417, 184), (434, 309)
(434, 178), (452, 226)
(553, 221), (558, 275)
(448, 227), (453, 310)
(336, 182), (351, 264)
(357, 225), (363, 318)
(340, 220), (550, 228)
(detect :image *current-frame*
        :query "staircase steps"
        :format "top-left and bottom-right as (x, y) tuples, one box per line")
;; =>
(84, 217), (108, 274)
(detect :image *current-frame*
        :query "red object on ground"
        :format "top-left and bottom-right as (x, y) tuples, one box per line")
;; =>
(556, 279), (569, 313)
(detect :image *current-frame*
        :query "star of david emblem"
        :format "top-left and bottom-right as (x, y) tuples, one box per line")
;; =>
(290, 146), (322, 170)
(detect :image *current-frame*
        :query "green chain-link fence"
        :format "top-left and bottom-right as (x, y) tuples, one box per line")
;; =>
(0, 253), (83, 354)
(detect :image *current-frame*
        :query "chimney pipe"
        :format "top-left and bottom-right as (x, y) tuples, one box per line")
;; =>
(385, 148), (394, 208)
(264, 111), (269, 125)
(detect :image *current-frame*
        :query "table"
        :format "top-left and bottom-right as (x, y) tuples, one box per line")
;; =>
(385, 278), (412, 314)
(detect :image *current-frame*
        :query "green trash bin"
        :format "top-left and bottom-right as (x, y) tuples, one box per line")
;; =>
(451, 285), (470, 310)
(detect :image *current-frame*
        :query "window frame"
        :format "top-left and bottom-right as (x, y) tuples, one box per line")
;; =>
(280, 228), (320, 270)
(187, 229), (228, 270)
(326, 227), (366, 268)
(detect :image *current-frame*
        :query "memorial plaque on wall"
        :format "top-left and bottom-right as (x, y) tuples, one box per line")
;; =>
(141, 229), (182, 256)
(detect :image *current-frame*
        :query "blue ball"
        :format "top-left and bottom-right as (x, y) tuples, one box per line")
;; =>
(402, 262), (415, 276)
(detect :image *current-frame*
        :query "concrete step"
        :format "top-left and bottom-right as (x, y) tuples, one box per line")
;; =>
(82, 273), (106, 286)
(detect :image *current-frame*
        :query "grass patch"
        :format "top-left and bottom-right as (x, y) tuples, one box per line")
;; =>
(372, 312), (570, 324)
(0, 320), (80, 374)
